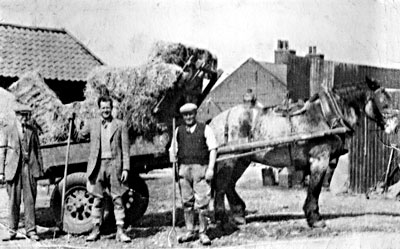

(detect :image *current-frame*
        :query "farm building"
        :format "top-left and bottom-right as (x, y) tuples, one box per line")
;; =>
(0, 23), (104, 103)
(198, 40), (318, 122)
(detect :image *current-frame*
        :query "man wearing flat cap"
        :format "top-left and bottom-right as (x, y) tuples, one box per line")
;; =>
(0, 105), (43, 241)
(169, 103), (217, 245)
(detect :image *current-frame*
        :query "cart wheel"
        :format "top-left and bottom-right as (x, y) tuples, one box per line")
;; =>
(51, 172), (94, 234)
(123, 175), (149, 226)
(95, 175), (149, 229)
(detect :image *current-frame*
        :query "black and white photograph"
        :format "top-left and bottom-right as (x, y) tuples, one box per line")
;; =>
(0, 0), (400, 248)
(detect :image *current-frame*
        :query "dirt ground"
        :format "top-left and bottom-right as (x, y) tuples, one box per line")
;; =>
(2, 165), (400, 248)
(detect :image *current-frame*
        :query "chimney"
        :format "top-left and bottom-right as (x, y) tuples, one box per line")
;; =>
(275, 39), (296, 64)
(306, 46), (324, 59)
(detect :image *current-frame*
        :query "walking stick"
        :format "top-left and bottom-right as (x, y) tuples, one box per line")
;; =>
(168, 117), (178, 247)
(60, 113), (75, 231)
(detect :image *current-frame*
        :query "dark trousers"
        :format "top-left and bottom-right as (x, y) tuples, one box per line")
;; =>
(6, 162), (37, 234)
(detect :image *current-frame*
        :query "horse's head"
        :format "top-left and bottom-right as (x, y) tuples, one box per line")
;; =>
(364, 77), (399, 133)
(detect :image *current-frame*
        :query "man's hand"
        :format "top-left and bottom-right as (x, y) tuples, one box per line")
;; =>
(0, 174), (4, 184)
(205, 168), (214, 182)
(121, 170), (128, 183)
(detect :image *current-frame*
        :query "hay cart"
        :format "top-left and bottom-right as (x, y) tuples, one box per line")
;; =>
(40, 63), (222, 235)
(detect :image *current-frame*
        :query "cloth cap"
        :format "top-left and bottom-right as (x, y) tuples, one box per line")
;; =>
(179, 103), (198, 113)
(14, 103), (32, 114)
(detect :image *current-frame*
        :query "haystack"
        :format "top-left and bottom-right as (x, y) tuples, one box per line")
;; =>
(81, 41), (218, 136)
(8, 42), (218, 144)
(8, 72), (67, 143)
(0, 87), (17, 129)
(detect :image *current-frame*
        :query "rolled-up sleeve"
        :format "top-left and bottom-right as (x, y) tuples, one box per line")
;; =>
(205, 125), (218, 151)
(169, 127), (179, 154)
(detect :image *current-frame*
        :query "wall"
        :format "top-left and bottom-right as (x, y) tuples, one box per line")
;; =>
(197, 58), (287, 122)
(311, 59), (400, 193)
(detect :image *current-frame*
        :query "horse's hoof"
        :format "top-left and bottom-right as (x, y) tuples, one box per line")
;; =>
(311, 220), (326, 228)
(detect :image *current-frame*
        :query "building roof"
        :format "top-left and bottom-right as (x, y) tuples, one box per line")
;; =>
(0, 23), (104, 82)
(258, 61), (287, 86)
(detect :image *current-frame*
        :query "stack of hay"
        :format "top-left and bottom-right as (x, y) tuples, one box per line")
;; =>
(8, 42), (217, 144)
(0, 87), (18, 129)
(8, 72), (69, 143)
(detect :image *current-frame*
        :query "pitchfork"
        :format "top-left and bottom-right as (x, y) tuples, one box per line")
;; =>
(167, 117), (178, 247)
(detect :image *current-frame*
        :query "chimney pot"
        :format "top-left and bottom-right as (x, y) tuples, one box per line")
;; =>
(309, 46), (313, 54)
(277, 40), (282, 49)
(313, 46), (317, 54)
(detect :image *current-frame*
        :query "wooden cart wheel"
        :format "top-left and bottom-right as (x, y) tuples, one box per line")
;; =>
(51, 172), (94, 234)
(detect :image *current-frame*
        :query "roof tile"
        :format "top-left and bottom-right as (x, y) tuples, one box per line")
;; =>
(0, 23), (104, 82)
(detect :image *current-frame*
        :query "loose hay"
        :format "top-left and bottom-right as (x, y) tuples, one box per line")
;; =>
(8, 42), (218, 144)
(8, 72), (68, 143)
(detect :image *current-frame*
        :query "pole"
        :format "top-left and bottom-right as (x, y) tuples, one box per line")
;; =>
(60, 113), (75, 230)
(168, 117), (177, 247)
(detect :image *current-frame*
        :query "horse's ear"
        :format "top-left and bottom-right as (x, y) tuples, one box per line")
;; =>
(366, 76), (380, 91)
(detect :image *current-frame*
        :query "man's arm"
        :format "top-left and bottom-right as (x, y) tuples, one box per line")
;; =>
(169, 127), (179, 163)
(121, 121), (130, 172)
(120, 121), (130, 183)
(204, 125), (218, 181)
(32, 128), (44, 177)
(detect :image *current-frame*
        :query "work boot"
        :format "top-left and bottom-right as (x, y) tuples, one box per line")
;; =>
(116, 226), (131, 243)
(178, 209), (196, 243)
(199, 210), (211, 245)
(86, 225), (100, 242)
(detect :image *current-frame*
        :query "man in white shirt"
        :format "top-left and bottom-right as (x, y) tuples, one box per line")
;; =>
(170, 103), (217, 245)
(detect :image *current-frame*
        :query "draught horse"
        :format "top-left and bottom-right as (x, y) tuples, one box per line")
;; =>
(209, 77), (399, 228)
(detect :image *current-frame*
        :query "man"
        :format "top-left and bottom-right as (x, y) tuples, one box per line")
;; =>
(0, 105), (43, 241)
(170, 103), (217, 246)
(80, 95), (131, 243)
(243, 88), (264, 109)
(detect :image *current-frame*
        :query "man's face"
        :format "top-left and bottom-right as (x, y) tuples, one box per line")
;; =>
(100, 101), (112, 120)
(183, 111), (196, 126)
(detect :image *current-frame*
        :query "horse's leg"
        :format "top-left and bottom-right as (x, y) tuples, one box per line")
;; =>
(303, 150), (330, 228)
(226, 158), (251, 225)
(213, 160), (234, 226)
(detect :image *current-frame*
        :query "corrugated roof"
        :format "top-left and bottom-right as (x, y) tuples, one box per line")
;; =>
(0, 23), (104, 82)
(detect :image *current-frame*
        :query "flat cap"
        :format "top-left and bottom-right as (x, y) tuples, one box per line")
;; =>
(14, 103), (32, 114)
(179, 103), (197, 113)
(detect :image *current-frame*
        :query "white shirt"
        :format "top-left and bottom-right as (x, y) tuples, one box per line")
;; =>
(169, 124), (218, 154)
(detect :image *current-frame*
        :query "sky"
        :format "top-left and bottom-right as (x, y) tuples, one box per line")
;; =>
(1, 0), (400, 76)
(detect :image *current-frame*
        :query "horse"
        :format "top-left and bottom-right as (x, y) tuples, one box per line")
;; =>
(209, 77), (399, 228)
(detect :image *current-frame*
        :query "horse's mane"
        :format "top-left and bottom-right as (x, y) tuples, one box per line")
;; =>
(332, 83), (369, 105)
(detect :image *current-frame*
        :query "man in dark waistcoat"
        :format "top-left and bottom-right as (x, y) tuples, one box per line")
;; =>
(0, 105), (43, 241)
(170, 103), (217, 245)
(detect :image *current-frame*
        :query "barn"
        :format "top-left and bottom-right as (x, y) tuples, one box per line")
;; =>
(0, 23), (104, 103)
